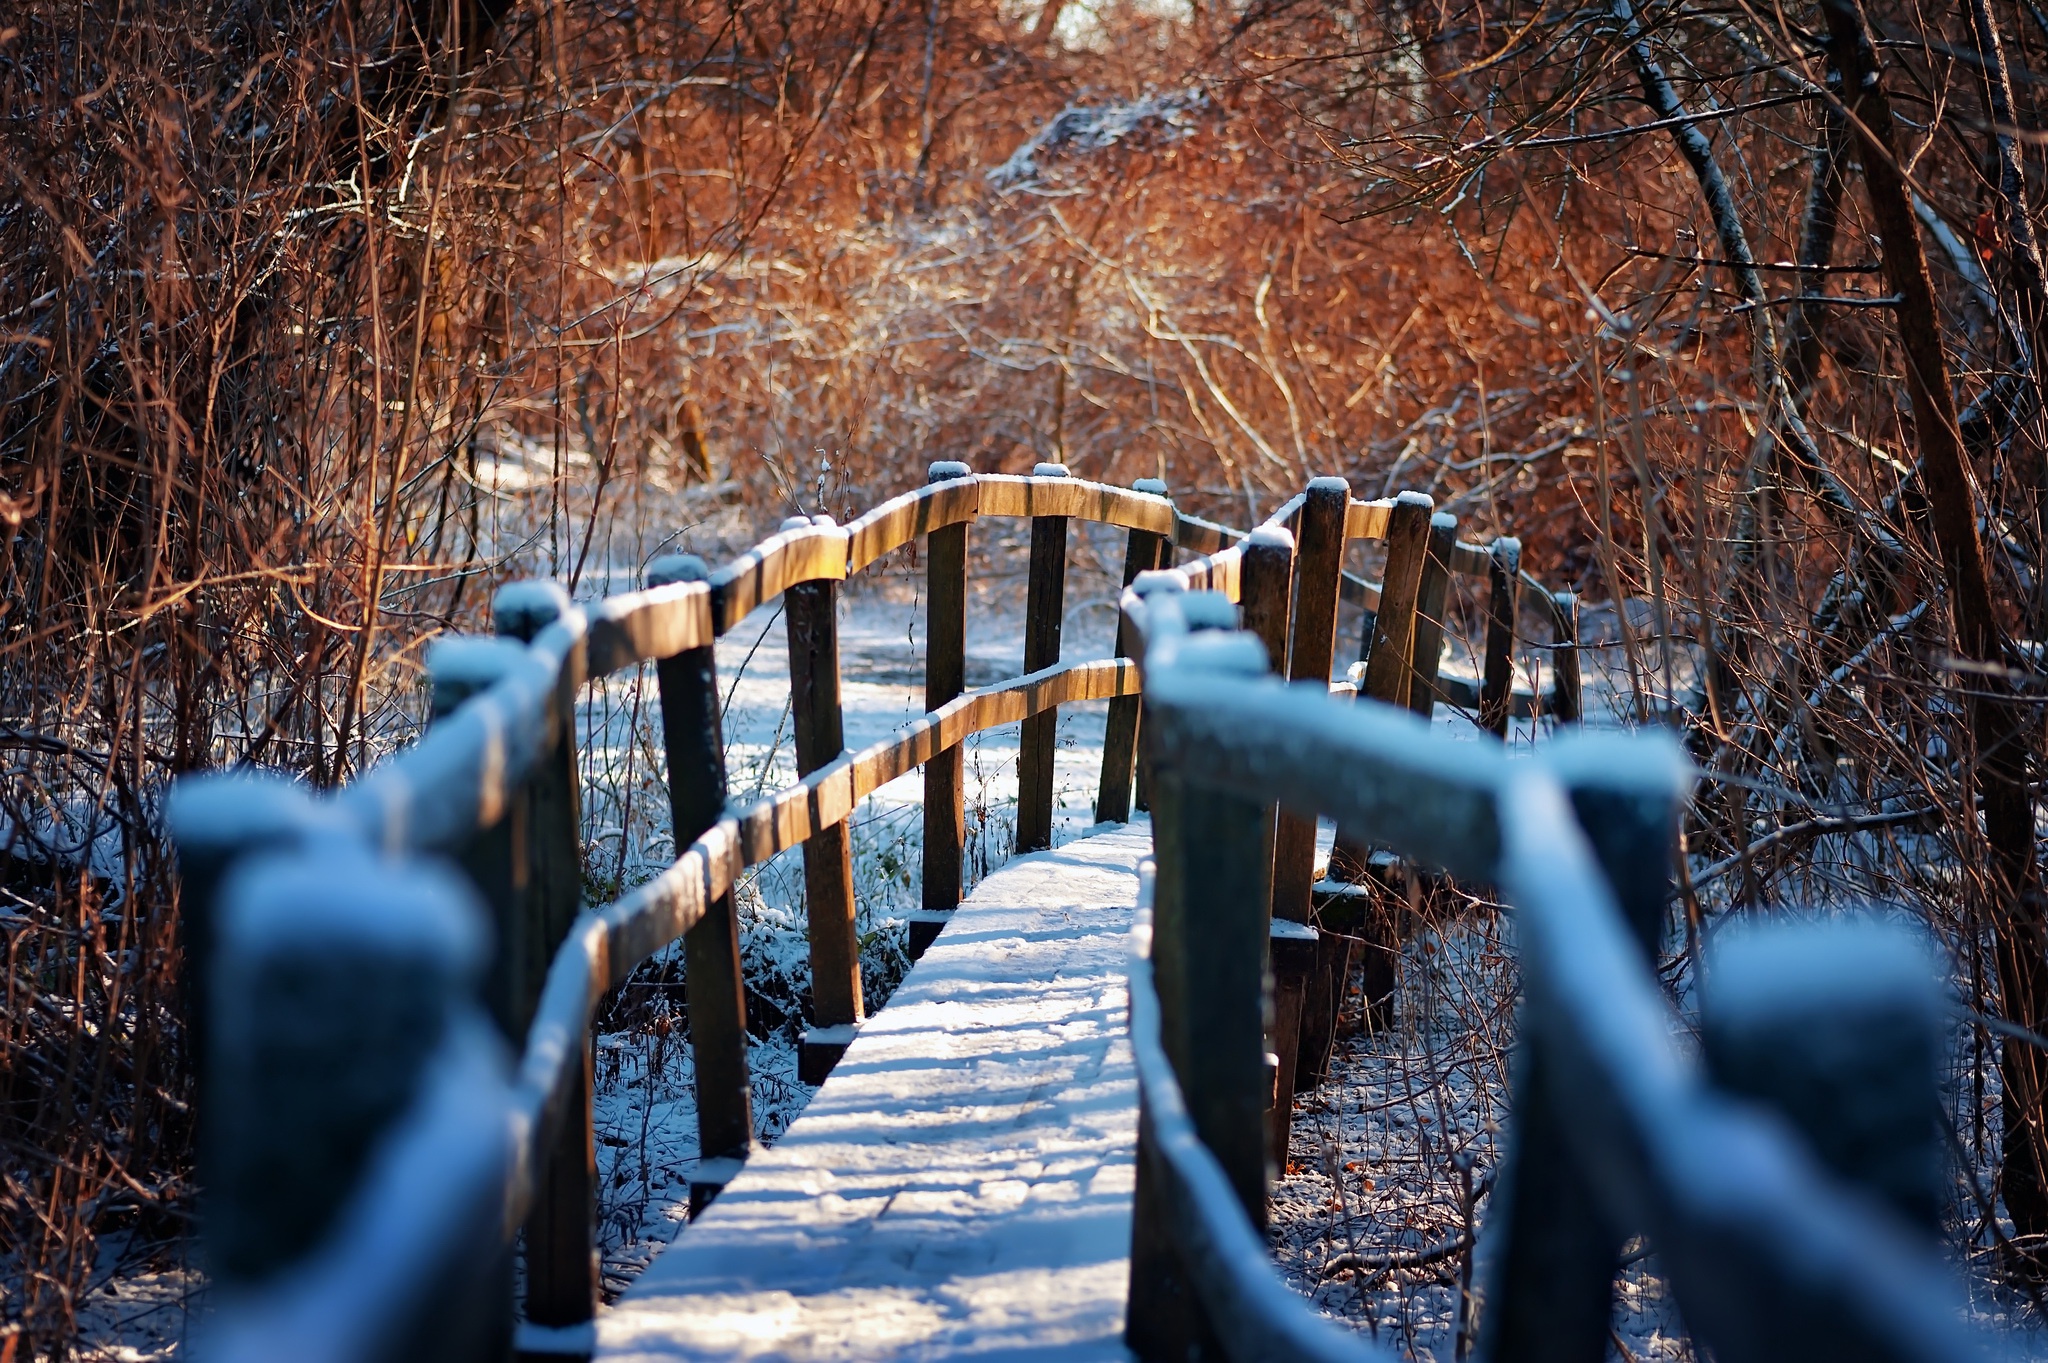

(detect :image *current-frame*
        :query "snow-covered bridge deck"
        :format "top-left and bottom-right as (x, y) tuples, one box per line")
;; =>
(596, 822), (1151, 1363)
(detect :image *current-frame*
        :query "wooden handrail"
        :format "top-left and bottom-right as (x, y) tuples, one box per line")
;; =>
(1121, 579), (1978, 1363)
(177, 464), (1588, 1363)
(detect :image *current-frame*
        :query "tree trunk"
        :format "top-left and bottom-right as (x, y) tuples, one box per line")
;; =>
(1820, 0), (2047, 1246)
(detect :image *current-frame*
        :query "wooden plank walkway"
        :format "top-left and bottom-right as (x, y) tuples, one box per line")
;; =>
(596, 822), (1151, 1362)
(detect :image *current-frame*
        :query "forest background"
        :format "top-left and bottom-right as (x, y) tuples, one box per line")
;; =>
(5, 0), (2047, 1353)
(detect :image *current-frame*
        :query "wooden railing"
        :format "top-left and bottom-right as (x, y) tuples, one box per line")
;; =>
(1118, 579), (1979, 1363)
(167, 465), (1579, 1362)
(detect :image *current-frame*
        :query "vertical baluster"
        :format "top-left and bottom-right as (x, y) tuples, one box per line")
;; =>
(1133, 480), (1176, 819)
(785, 520), (862, 1085)
(915, 462), (974, 958)
(1144, 601), (1277, 1229)
(1701, 921), (1945, 1235)
(1095, 476), (1173, 825)
(1407, 511), (1459, 721)
(493, 581), (597, 1355)
(1550, 589), (1583, 724)
(647, 554), (753, 1213)
(167, 774), (331, 1137)
(1480, 537), (1523, 739)
(1275, 480), (1354, 1093)
(427, 636), (536, 1043)
(1482, 743), (1681, 1363)
(1236, 527), (1301, 1162)
(1329, 492), (1433, 1036)
(1015, 462), (1070, 853)
(1353, 490), (1436, 717)
(205, 843), (496, 1352)
(1270, 478), (1345, 923)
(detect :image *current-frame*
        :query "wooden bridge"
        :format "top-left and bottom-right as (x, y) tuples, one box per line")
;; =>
(171, 468), (1982, 1363)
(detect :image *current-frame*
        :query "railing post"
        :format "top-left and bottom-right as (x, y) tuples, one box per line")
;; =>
(1143, 597), (1277, 1231)
(1549, 590), (1582, 724)
(493, 581), (598, 1356)
(1015, 462), (1071, 853)
(1237, 526), (1301, 1163)
(915, 461), (975, 958)
(1096, 476), (1173, 826)
(1480, 537), (1523, 739)
(204, 842), (485, 1285)
(1276, 479), (1353, 1094)
(428, 636), (539, 1043)
(1481, 742), (1680, 1363)
(1127, 588), (1240, 1363)
(1407, 511), (1460, 721)
(785, 518), (863, 1085)
(167, 774), (332, 1138)
(1354, 490), (1436, 716)
(1270, 478), (1345, 923)
(1326, 491), (1433, 1035)
(647, 553), (754, 1213)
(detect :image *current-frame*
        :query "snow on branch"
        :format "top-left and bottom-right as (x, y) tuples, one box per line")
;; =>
(988, 89), (1210, 189)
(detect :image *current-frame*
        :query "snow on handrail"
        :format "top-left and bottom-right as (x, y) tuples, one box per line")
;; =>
(1123, 575), (1982, 1363)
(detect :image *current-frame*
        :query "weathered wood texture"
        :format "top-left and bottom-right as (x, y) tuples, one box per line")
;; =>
(1482, 759), (1677, 1363)
(785, 564), (863, 1084)
(1272, 479), (1347, 926)
(1150, 769), (1277, 1232)
(1097, 478), (1174, 825)
(1015, 465), (1071, 854)
(428, 639), (536, 1045)
(916, 463), (974, 959)
(648, 555), (753, 1182)
(495, 583), (599, 1341)
(1550, 590), (1582, 723)
(1481, 538), (1523, 738)
(1407, 511), (1460, 720)
(1331, 492), (1434, 889)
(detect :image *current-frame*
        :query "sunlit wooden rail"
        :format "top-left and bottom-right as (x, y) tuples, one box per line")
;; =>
(170, 464), (1588, 1363)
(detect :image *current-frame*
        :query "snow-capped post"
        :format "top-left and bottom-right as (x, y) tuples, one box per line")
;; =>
(1095, 475), (1173, 825)
(1322, 490), (1435, 1040)
(1702, 920), (1946, 1234)
(1550, 589), (1583, 724)
(647, 552), (754, 1210)
(1015, 462), (1072, 853)
(786, 515), (863, 1085)
(1331, 490), (1434, 891)
(1278, 478), (1351, 1091)
(428, 634), (537, 1041)
(1356, 491), (1436, 714)
(204, 842), (485, 1288)
(1270, 482), (1342, 925)
(167, 774), (335, 1133)
(1142, 596), (1278, 1231)
(1481, 732), (1687, 1363)
(916, 460), (975, 958)
(1236, 526), (1304, 1153)
(1408, 511), (1460, 721)
(492, 578), (600, 1344)
(1481, 537), (1523, 738)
